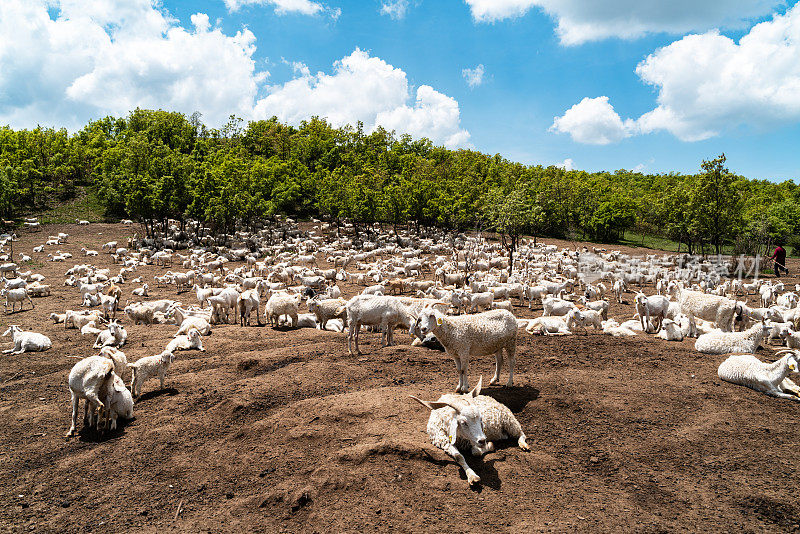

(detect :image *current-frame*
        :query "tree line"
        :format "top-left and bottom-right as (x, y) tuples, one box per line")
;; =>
(1, 108), (799, 255)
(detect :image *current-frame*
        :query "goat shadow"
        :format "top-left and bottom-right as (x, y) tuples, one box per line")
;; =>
(418, 441), (504, 491)
(77, 416), (136, 443)
(5, 307), (34, 315)
(466, 456), (503, 492)
(270, 325), (302, 332)
(483, 385), (539, 413)
(137, 386), (178, 403)
(424, 449), (503, 492)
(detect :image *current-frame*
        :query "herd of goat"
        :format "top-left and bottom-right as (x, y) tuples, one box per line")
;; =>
(3, 216), (800, 486)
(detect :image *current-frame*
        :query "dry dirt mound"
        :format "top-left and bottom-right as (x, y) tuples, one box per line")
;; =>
(1, 224), (800, 532)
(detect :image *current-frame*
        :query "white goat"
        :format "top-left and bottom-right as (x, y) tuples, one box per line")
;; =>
(565, 308), (602, 333)
(718, 349), (800, 401)
(165, 328), (205, 353)
(99, 293), (119, 320)
(541, 296), (575, 317)
(26, 282), (50, 297)
(695, 322), (770, 355)
(98, 346), (128, 378)
(671, 286), (738, 332)
(656, 318), (684, 341)
(207, 288), (239, 324)
(265, 292), (302, 328)
(124, 303), (154, 325)
(93, 320), (127, 348)
(416, 307), (517, 393)
(601, 319), (638, 337)
(129, 350), (175, 398)
(307, 297), (347, 330)
(65, 309), (103, 330)
(525, 316), (572, 336)
(2, 325), (51, 354)
(343, 294), (415, 354)
(131, 283), (149, 297)
(468, 292), (494, 313)
(237, 288), (262, 326)
(410, 377), (529, 486)
(613, 280), (626, 303)
(99, 374), (134, 431)
(66, 356), (115, 437)
(634, 292), (669, 333)
(0, 287), (33, 313)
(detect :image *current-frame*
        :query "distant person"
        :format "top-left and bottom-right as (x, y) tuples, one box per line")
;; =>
(768, 243), (789, 277)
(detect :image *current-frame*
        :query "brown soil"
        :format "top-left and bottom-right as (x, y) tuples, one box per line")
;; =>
(2, 224), (800, 533)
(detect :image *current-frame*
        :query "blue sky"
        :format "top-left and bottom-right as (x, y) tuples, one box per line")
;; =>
(2, 0), (800, 181)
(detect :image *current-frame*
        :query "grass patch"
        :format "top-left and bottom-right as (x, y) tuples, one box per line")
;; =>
(618, 231), (684, 253)
(617, 231), (741, 256)
(38, 188), (106, 225)
(566, 229), (688, 253)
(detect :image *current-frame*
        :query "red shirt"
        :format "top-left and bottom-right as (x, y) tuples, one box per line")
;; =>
(770, 246), (786, 265)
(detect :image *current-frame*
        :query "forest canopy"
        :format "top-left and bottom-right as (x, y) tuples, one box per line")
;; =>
(1, 109), (799, 255)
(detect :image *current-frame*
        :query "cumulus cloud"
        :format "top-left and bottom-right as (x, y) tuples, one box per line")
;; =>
(376, 86), (471, 148)
(464, 0), (781, 45)
(462, 64), (485, 88)
(556, 158), (575, 171)
(283, 59), (311, 76)
(222, 0), (339, 18)
(0, 0), (265, 129)
(464, 0), (537, 22)
(0, 2), (468, 147)
(550, 97), (635, 145)
(553, 4), (800, 143)
(635, 5), (800, 141)
(380, 0), (409, 20)
(254, 49), (470, 148)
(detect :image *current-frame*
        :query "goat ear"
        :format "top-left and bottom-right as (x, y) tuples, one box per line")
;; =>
(470, 376), (482, 397)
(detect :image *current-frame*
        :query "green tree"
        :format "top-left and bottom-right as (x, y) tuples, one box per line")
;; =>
(482, 188), (532, 274)
(692, 154), (743, 254)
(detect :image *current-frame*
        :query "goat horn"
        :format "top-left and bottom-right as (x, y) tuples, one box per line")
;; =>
(408, 395), (461, 414)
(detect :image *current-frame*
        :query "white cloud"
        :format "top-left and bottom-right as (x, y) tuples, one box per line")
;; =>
(254, 49), (470, 148)
(464, 0), (782, 45)
(550, 97), (635, 145)
(222, 0), (340, 19)
(464, 0), (537, 22)
(554, 5), (800, 143)
(376, 86), (471, 148)
(0, 2), (467, 147)
(283, 59), (311, 76)
(190, 12), (211, 32)
(224, 0), (315, 15)
(635, 5), (800, 141)
(462, 64), (485, 88)
(380, 0), (408, 20)
(0, 0), (266, 129)
(556, 158), (575, 171)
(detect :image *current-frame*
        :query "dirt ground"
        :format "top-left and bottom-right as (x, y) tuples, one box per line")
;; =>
(2, 223), (800, 533)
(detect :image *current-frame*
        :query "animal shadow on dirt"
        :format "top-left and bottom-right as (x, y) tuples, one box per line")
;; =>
(137, 386), (178, 403)
(484, 385), (539, 413)
(271, 325), (300, 332)
(77, 417), (135, 443)
(465, 457), (502, 492)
